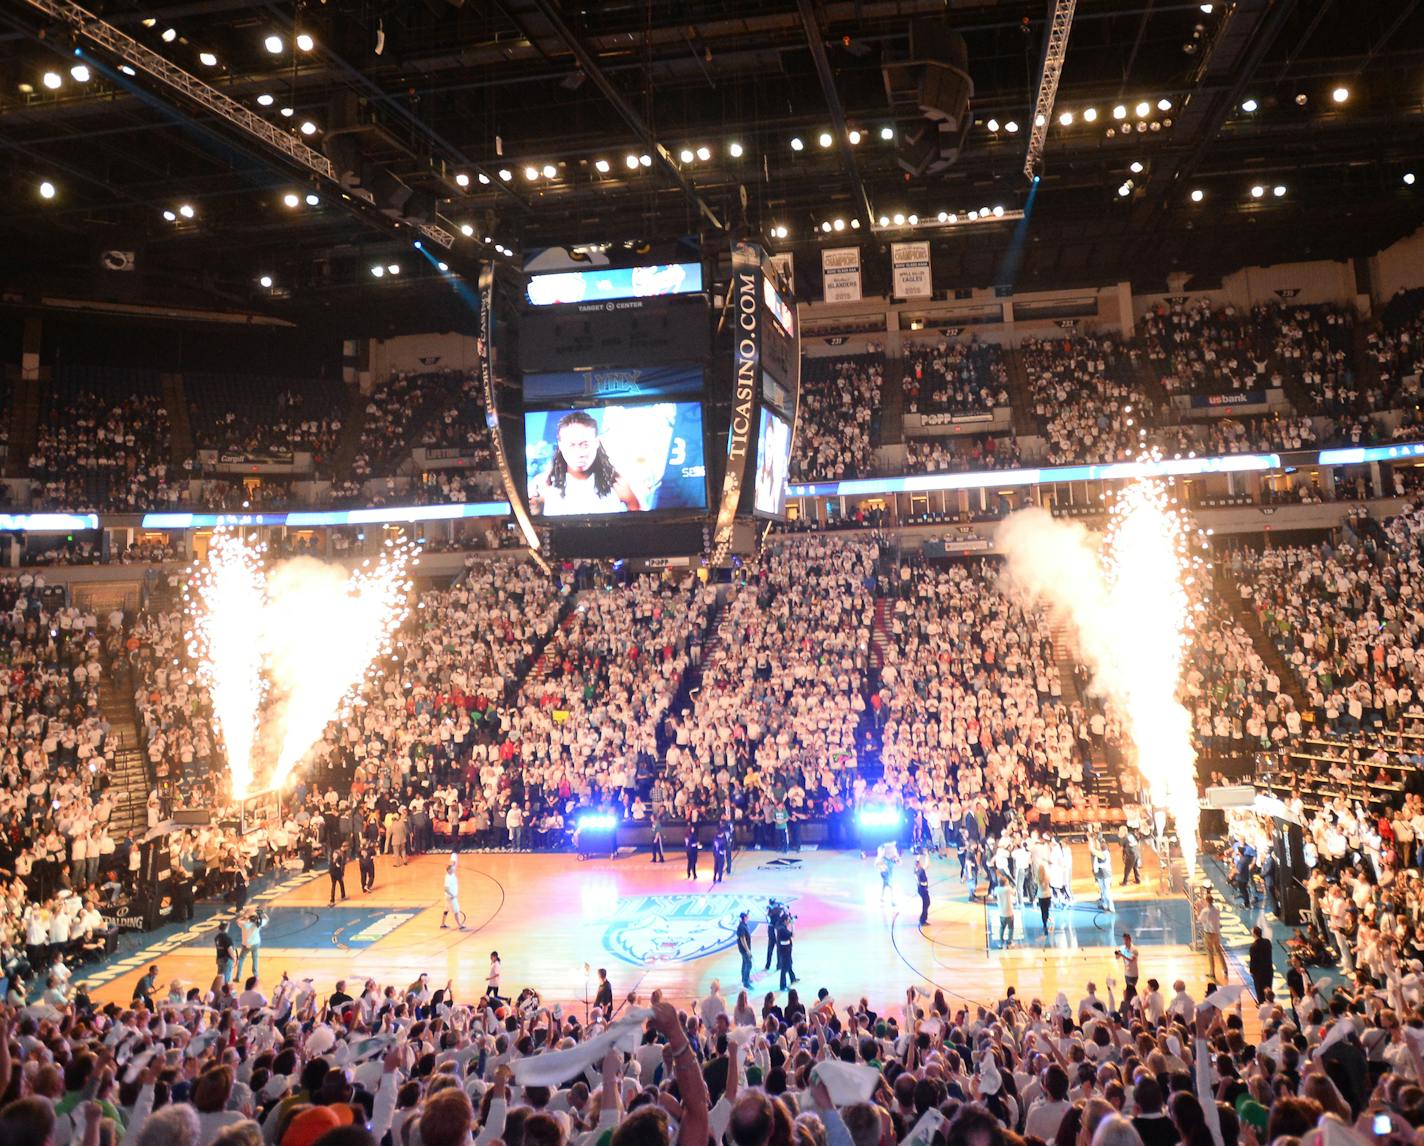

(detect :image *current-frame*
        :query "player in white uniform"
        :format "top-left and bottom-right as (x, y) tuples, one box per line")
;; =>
(440, 855), (466, 929)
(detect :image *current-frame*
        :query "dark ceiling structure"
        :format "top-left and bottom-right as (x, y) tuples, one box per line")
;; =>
(1, 0), (1422, 332)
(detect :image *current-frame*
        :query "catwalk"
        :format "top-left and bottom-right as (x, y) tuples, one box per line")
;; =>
(82, 843), (1261, 1016)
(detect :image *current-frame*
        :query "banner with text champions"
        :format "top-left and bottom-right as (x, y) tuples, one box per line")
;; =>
(891, 240), (932, 299)
(713, 242), (763, 552)
(821, 247), (862, 303)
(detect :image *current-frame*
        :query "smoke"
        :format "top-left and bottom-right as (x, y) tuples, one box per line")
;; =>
(997, 487), (1200, 872)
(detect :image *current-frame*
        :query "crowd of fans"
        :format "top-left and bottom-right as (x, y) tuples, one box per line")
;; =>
(191, 383), (344, 471)
(792, 354), (885, 482)
(1022, 334), (1153, 466)
(29, 391), (177, 513)
(902, 339), (1009, 417)
(350, 370), (490, 482)
(904, 436), (1023, 475)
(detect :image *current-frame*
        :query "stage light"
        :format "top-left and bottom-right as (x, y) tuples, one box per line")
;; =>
(524, 165), (539, 180)
(161, 27), (176, 42)
(986, 118), (999, 132)
(370, 265), (385, 277)
(17, 81), (35, 92)
(625, 154), (640, 169)
(833, 218), (845, 230)
(70, 64), (90, 83)
(1130, 161), (1144, 173)
(820, 221), (831, 233)
(257, 93), (274, 106)
(119, 65), (136, 76)
(1273, 184), (1286, 197)
(1035, 113), (1047, 127)
(1200, 3), (1213, 10)
(678, 148), (694, 163)
(856, 807), (902, 828)
(42, 71), (61, 89)
(199, 51), (217, 66)
(1332, 86), (1349, 104)
(594, 159), (609, 172)
(948, 212), (958, 223)
(1083, 107), (1098, 122)
(937, 211), (947, 222)
(296, 33), (314, 52)
(299, 121), (317, 135)
(178, 203), (195, 218)
(850, 218), (860, 228)
(1190, 188), (1204, 201)
(893, 212), (905, 224)
(638, 154), (650, 167)
(437, 261), (449, 272)
(259, 275), (273, 288)
(696, 146), (711, 161)
(305, 193), (319, 206)
(1295, 93), (1308, 106)
(1406, 173), (1417, 186)
(38, 181), (55, 200)
(460, 223), (474, 236)
(1059, 110), (1073, 126)
(880, 125), (894, 140)
(578, 814), (618, 831)
(264, 34), (283, 54)
(163, 210), (177, 221)
(790, 137), (804, 151)
(477, 172), (490, 184)
(541, 164), (556, 178)
(846, 131), (860, 144)
(992, 204), (1004, 216)
(280, 107), (293, 117)
(818, 132), (833, 147)
(282, 192), (301, 207)
(908, 213), (918, 224)
(498, 169), (512, 181)
(455, 173), (469, 187)
(1005, 120), (1019, 133)
(1250, 184), (1264, 198)
(1241, 98), (1258, 113)
(1157, 98), (1172, 111)
(968, 210), (979, 220)
(1118, 183), (1131, 197)
(1112, 104), (1128, 119)
(386, 264), (400, 275)
(878, 215), (889, 226)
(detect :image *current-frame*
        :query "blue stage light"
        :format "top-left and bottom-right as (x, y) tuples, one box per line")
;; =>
(856, 807), (902, 829)
(578, 814), (619, 831)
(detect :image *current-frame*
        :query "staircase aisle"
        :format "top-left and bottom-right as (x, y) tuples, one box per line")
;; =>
(1002, 348), (1040, 436)
(1213, 563), (1311, 716)
(328, 386), (370, 479)
(1050, 619), (1121, 804)
(99, 658), (152, 836)
(5, 371), (40, 478)
(877, 351), (905, 447)
(161, 372), (194, 464)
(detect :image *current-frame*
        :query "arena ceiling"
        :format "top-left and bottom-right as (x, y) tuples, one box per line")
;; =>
(1, 0), (1422, 330)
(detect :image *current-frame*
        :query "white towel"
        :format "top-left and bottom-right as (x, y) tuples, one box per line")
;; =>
(810, 1060), (881, 1106)
(509, 1009), (651, 1088)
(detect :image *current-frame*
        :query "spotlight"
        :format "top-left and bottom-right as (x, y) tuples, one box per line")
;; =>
(370, 265), (385, 277)
(70, 64), (90, 83)
(1190, 188), (1204, 202)
(455, 173), (469, 187)
(729, 141), (744, 156)
(625, 154), (640, 169)
(893, 212), (905, 225)
(119, 65), (136, 76)
(846, 131), (860, 145)
(1406, 173), (1417, 186)
(299, 121), (317, 135)
(594, 159), (609, 173)
(1083, 107), (1098, 122)
(387, 264), (400, 275)
(907, 213), (918, 225)
(264, 34), (283, 54)
(1118, 183), (1131, 197)
(1130, 161), (1144, 173)
(1250, 185), (1264, 198)
(282, 192), (301, 208)
(1112, 104), (1128, 119)
(1035, 113), (1047, 127)
(524, 165), (540, 180)
(178, 203), (195, 218)
(305, 193), (319, 206)
(696, 146), (711, 161)
(850, 218), (860, 228)
(986, 118), (999, 132)
(38, 181), (55, 200)
(880, 125), (894, 140)
(1295, 93), (1308, 107)
(1005, 120), (1019, 133)
(437, 261), (449, 272)
(948, 213), (958, 223)
(162, 210), (177, 221)
(1157, 98), (1172, 111)
(638, 154), (650, 167)
(161, 27), (176, 42)
(818, 131), (833, 147)
(937, 211), (948, 222)
(1135, 100), (1150, 117)
(296, 33), (314, 52)
(198, 51), (217, 66)
(992, 205), (1004, 217)
(833, 218), (845, 231)
(821, 221), (831, 233)
(498, 169), (512, 181)
(477, 173), (490, 184)
(790, 137), (804, 151)
(1059, 110), (1074, 126)
(541, 164), (556, 178)
(968, 210), (979, 220)
(257, 93), (274, 106)
(460, 223), (474, 236)
(878, 215), (889, 226)
(42, 71), (61, 89)
(1332, 86), (1349, 103)
(678, 148), (694, 163)
(259, 275), (273, 288)
(1273, 184), (1286, 197)
(1241, 98), (1258, 113)
(1201, 3), (1213, 10)
(280, 107), (293, 117)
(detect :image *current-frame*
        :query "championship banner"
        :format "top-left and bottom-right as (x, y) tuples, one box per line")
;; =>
(822, 247), (862, 303)
(891, 240), (932, 299)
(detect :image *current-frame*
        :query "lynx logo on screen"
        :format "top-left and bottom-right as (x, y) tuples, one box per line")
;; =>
(602, 894), (796, 965)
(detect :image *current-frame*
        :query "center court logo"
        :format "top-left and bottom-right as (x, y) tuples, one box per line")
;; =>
(602, 894), (797, 966)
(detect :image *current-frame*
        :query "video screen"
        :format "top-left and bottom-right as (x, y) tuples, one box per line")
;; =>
(754, 406), (793, 518)
(523, 365), (703, 405)
(526, 263), (704, 307)
(763, 277), (795, 336)
(525, 403), (707, 516)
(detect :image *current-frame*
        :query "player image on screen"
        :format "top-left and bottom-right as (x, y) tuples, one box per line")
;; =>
(754, 406), (792, 517)
(525, 403), (706, 516)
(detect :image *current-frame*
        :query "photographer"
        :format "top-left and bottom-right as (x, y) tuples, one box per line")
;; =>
(776, 907), (797, 990)
(235, 907), (267, 982)
(763, 899), (784, 973)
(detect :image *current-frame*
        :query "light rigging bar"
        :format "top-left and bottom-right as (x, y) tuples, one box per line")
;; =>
(1023, 0), (1077, 181)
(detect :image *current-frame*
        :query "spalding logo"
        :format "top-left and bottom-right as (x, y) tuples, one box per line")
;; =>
(602, 894), (797, 966)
